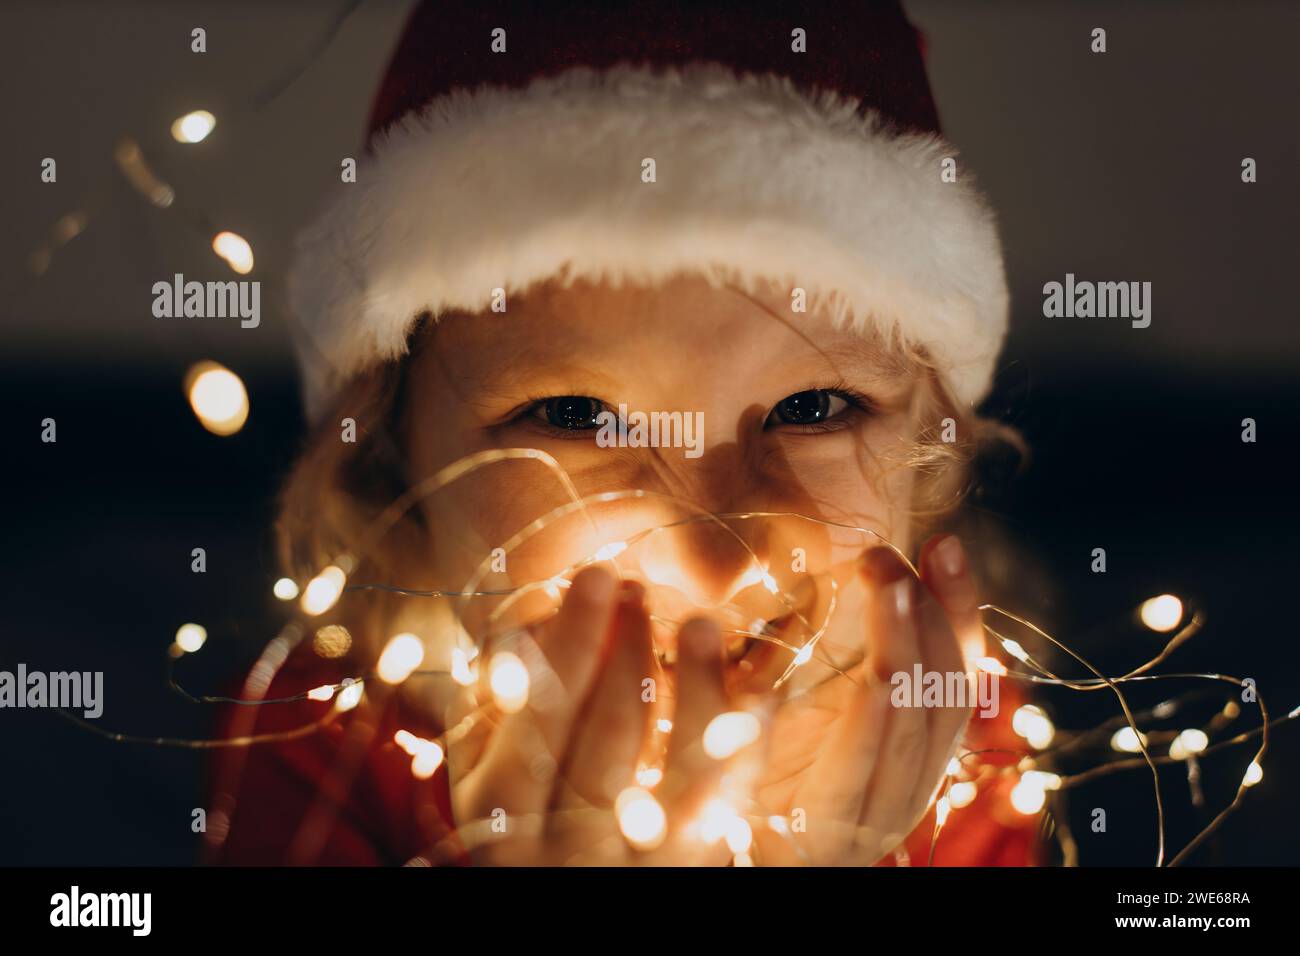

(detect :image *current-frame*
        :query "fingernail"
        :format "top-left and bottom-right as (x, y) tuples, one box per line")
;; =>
(681, 618), (720, 658)
(618, 579), (646, 607)
(935, 535), (965, 578)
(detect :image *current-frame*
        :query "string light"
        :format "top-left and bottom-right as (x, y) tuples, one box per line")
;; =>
(211, 231), (254, 275)
(450, 647), (477, 686)
(592, 541), (628, 562)
(1169, 728), (1209, 760)
(972, 656), (1007, 676)
(488, 652), (529, 714)
(174, 622), (207, 654)
(395, 731), (445, 780)
(1012, 704), (1056, 750)
(376, 633), (425, 685)
(273, 578), (299, 601)
(56, 443), (1296, 868)
(724, 815), (754, 854)
(301, 565), (346, 616)
(615, 787), (667, 851)
(1010, 777), (1047, 815)
(333, 679), (363, 713)
(635, 766), (663, 788)
(702, 711), (761, 760)
(1111, 726), (1148, 753)
(185, 361), (249, 436)
(170, 110), (216, 144)
(934, 796), (952, 826)
(1140, 594), (1183, 633)
(948, 781), (977, 808)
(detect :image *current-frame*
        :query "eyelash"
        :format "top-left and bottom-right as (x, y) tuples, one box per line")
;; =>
(510, 384), (876, 438)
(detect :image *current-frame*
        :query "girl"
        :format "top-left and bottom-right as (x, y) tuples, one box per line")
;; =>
(208, 0), (1035, 866)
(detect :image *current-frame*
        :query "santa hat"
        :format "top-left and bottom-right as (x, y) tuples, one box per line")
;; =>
(289, 0), (1008, 419)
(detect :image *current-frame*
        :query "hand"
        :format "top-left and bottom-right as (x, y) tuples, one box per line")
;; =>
(752, 535), (984, 865)
(446, 566), (761, 865)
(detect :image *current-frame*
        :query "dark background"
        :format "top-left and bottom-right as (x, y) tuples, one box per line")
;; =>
(1, 1), (1296, 865)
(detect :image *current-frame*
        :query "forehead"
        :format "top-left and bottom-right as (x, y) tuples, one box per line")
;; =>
(421, 275), (911, 391)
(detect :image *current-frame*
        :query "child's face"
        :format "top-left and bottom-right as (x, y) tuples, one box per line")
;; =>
(401, 275), (922, 663)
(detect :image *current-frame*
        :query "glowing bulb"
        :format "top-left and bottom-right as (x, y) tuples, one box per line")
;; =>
(394, 730), (419, 755)
(697, 799), (735, 844)
(1000, 638), (1030, 663)
(1169, 728), (1209, 761)
(615, 787), (667, 851)
(377, 632), (425, 685)
(724, 816), (754, 854)
(307, 684), (336, 702)
(1242, 761), (1263, 787)
(1010, 778), (1047, 815)
(334, 680), (363, 712)
(212, 231), (254, 274)
(174, 622), (207, 653)
(489, 652), (530, 714)
(946, 757), (963, 777)
(185, 361), (249, 436)
(934, 796), (951, 826)
(301, 565), (346, 616)
(171, 110), (216, 144)
(656, 718), (673, 734)
(948, 781), (977, 808)
(450, 647), (476, 686)
(973, 656), (1007, 676)
(1110, 726), (1148, 753)
(272, 578), (299, 601)
(410, 740), (445, 780)
(1021, 770), (1062, 791)
(1139, 594), (1183, 633)
(702, 711), (761, 760)
(792, 643), (814, 666)
(593, 541), (628, 562)
(635, 766), (663, 788)
(1012, 704), (1055, 750)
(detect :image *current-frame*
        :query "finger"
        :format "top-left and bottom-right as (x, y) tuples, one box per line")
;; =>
(555, 580), (656, 810)
(919, 534), (984, 664)
(909, 570), (974, 811)
(497, 566), (618, 755)
(660, 617), (733, 819)
(857, 548), (927, 853)
(468, 566), (618, 813)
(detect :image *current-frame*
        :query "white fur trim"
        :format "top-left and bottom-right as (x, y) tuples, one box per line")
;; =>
(289, 63), (1008, 417)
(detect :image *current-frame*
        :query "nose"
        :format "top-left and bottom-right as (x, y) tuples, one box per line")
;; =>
(628, 441), (775, 608)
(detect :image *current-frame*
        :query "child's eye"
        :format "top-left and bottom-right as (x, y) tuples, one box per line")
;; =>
(764, 389), (867, 431)
(530, 396), (606, 430)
